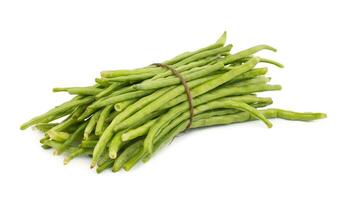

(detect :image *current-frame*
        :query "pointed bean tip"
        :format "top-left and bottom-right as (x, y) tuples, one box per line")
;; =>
(111, 167), (120, 173)
(63, 159), (69, 165)
(319, 113), (327, 119)
(216, 31), (227, 45)
(90, 161), (96, 169)
(20, 124), (27, 130)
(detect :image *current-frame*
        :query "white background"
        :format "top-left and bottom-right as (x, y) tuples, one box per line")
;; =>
(0, 0), (344, 199)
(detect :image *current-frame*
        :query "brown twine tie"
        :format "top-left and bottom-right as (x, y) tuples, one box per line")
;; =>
(151, 63), (194, 129)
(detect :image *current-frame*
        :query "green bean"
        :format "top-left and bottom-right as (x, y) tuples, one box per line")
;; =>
(96, 159), (114, 173)
(53, 87), (102, 96)
(56, 122), (87, 155)
(95, 78), (111, 87)
(48, 131), (70, 142)
(101, 67), (164, 78)
(230, 76), (271, 87)
(173, 44), (233, 67)
(193, 101), (273, 120)
(108, 130), (127, 159)
(38, 109), (73, 125)
(105, 111), (118, 124)
(97, 149), (110, 166)
(259, 57), (284, 68)
(123, 149), (145, 171)
(191, 109), (327, 128)
(42, 140), (63, 150)
(222, 100), (273, 127)
(102, 72), (155, 82)
(95, 82), (126, 99)
(41, 144), (51, 149)
(39, 135), (49, 144)
(79, 140), (98, 148)
(95, 105), (113, 136)
(227, 68), (268, 83)
(121, 119), (157, 141)
(21, 96), (94, 130)
(193, 109), (241, 121)
(114, 99), (137, 112)
(34, 123), (59, 133)
(112, 140), (143, 172)
(107, 85), (136, 98)
(223, 45), (276, 64)
(239, 56), (284, 68)
(88, 90), (154, 110)
(64, 148), (93, 165)
(84, 111), (101, 139)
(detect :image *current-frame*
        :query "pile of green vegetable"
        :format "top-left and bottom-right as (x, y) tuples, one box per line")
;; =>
(20, 32), (326, 173)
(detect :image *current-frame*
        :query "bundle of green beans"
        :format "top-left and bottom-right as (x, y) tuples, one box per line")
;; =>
(20, 32), (326, 173)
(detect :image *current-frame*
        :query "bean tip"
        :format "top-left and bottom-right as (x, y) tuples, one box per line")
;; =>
(63, 159), (70, 165)
(90, 161), (96, 169)
(109, 152), (117, 159)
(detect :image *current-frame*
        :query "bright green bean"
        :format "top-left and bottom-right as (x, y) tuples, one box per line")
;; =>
(173, 44), (233, 67)
(102, 72), (155, 82)
(34, 123), (59, 133)
(21, 96), (94, 130)
(114, 99), (137, 112)
(56, 122), (87, 155)
(96, 159), (114, 173)
(191, 109), (327, 128)
(112, 140), (143, 172)
(123, 149), (145, 171)
(53, 87), (102, 96)
(101, 67), (164, 78)
(95, 82), (126, 99)
(79, 140), (98, 148)
(84, 111), (101, 139)
(64, 148), (93, 165)
(121, 119), (157, 141)
(48, 131), (70, 142)
(108, 130), (127, 159)
(223, 45), (276, 64)
(88, 90), (154, 110)
(95, 105), (113, 136)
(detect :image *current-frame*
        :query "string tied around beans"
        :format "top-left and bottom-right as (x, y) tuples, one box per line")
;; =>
(151, 63), (194, 129)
